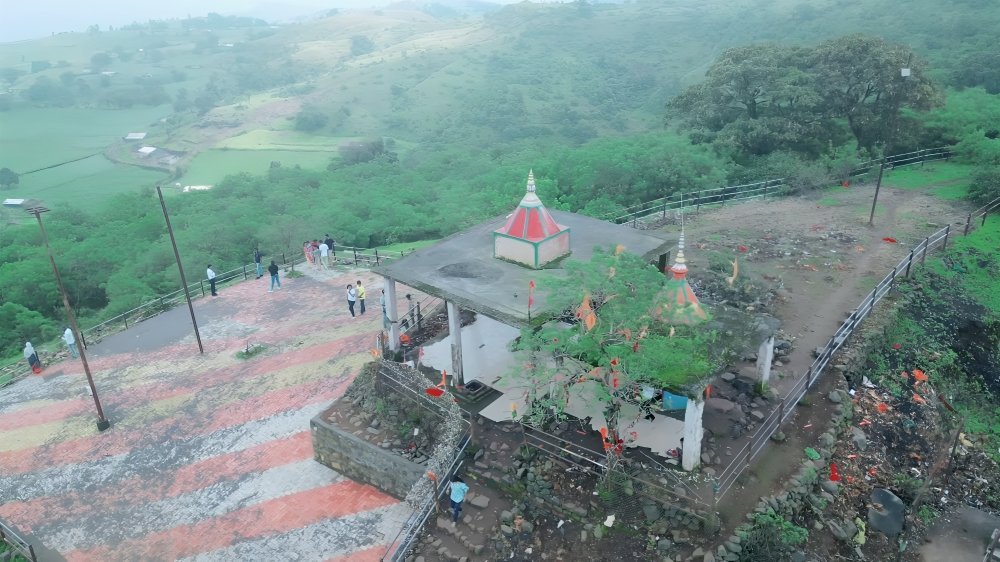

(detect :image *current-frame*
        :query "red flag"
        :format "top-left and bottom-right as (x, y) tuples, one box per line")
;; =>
(528, 280), (535, 309)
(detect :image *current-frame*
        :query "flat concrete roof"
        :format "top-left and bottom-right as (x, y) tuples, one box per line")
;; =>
(374, 210), (673, 327)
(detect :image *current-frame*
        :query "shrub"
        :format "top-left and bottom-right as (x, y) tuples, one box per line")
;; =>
(968, 165), (1000, 205)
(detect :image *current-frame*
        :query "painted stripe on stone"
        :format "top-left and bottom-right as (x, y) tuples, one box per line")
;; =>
(0, 373), (350, 474)
(0, 394), (328, 504)
(40, 458), (342, 553)
(63, 480), (398, 562)
(178, 505), (411, 562)
(1, 431), (312, 531)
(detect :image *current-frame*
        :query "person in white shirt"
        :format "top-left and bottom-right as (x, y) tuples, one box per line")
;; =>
(318, 241), (330, 269)
(346, 284), (357, 317)
(207, 265), (218, 296)
(63, 327), (79, 358)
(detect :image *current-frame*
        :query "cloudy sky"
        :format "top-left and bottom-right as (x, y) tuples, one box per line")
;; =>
(0, 0), (523, 43)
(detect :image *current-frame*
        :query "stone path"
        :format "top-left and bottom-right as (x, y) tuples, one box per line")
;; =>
(0, 266), (413, 561)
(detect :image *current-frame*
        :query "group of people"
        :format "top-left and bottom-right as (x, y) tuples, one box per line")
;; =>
(304, 235), (336, 269)
(346, 280), (367, 317)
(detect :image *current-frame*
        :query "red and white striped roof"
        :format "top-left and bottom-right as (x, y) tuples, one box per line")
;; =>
(496, 171), (567, 241)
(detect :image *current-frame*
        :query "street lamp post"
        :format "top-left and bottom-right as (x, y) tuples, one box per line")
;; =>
(868, 62), (911, 227)
(26, 206), (110, 432)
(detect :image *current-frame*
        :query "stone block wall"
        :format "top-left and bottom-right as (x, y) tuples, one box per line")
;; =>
(311, 413), (424, 500)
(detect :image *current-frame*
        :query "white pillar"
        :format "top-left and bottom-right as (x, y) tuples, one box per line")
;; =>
(447, 301), (464, 386)
(682, 397), (705, 472)
(384, 277), (400, 351)
(756, 336), (775, 388)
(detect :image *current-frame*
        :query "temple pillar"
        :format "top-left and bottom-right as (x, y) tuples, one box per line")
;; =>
(447, 301), (464, 386)
(682, 397), (705, 472)
(384, 277), (400, 352)
(756, 336), (775, 389)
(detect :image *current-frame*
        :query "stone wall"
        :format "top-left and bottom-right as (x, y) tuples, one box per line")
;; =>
(311, 413), (424, 500)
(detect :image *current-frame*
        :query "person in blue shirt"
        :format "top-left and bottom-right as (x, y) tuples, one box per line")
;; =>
(448, 475), (470, 524)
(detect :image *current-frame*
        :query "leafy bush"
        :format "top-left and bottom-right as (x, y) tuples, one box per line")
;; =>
(737, 509), (809, 562)
(968, 165), (1000, 205)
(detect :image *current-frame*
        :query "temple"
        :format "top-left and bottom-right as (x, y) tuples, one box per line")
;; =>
(493, 171), (571, 269)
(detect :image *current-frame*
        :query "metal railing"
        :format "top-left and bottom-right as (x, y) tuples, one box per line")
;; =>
(375, 362), (473, 562)
(0, 518), (37, 562)
(712, 193), (998, 502)
(609, 146), (953, 227)
(0, 244), (413, 388)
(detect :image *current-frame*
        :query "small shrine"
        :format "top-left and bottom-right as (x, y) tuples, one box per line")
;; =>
(653, 229), (708, 325)
(493, 171), (570, 269)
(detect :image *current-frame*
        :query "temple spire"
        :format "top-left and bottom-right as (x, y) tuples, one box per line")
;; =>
(526, 170), (536, 193)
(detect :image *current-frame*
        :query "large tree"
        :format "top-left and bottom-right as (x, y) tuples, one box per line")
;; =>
(666, 35), (941, 157)
(811, 34), (940, 152)
(666, 43), (829, 157)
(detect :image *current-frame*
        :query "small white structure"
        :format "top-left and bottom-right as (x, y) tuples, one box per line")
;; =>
(136, 146), (157, 157)
(182, 185), (213, 193)
(3, 198), (26, 208)
(124, 132), (147, 141)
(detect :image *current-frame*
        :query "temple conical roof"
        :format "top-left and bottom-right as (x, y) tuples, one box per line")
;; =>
(653, 230), (708, 325)
(496, 171), (567, 242)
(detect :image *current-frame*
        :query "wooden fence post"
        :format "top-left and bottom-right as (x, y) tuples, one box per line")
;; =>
(942, 224), (950, 250)
(905, 250), (914, 277)
(983, 208), (990, 227)
(763, 182), (768, 199)
(353, 249), (359, 265)
(243, 265), (248, 280)
(964, 214), (972, 235)
(921, 237), (930, 265)
(696, 191), (702, 214)
(375, 249), (380, 265)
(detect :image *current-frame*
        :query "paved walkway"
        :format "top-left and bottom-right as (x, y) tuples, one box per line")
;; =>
(0, 266), (412, 562)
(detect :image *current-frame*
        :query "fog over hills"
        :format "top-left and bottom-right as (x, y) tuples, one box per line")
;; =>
(0, 0), (529, 42)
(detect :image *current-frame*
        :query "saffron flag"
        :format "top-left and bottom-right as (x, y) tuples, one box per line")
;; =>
(528, 280), (535, 309)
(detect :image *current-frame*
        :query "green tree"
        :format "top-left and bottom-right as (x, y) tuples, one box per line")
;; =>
(509, 248), (720, 474)
(811, 34), (941, 152)
(0, 167), (19, 189)
(666, 43), (828, 157)
(294, 105), (329, 131)
(90, 52), (113, 69)
(350, 36), (376, 57)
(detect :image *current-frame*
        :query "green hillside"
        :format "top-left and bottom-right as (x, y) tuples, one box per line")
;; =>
(1, 0), (999, 361)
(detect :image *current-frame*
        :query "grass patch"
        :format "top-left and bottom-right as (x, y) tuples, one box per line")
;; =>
(884, 161), (973, 191)
(374, 239), (439, 255)
(235, 343), (266, 360)
(817, 196), (841, 206)
(216, 130), (350, 151)
(927, 219), (1000, 314)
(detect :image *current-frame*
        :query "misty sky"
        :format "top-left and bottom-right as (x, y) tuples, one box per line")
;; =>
(0, 0), (522, 43)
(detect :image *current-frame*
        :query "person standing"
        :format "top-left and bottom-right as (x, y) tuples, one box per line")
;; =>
(254, 247), (264, 279)
(318, 240), (330, 269)
(324, 234), (335, 259)
(267, 260), (281, 292)
(303, 241), (314, 266)
(346, 284), (357, 317)
(24, 342), (41, 373)
(207, 265), (218, 296)
(380, 289), (391, 331)
(62, 327), (79, 358)
(356, 280), (366, 314)
(448, 475), (470, 525)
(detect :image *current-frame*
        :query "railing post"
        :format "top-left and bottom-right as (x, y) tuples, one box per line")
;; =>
(331, 243), (336, 259)
(416, 302), (422, 331)
(964, 213), (972, 236)
(632, 215), (637, 228)
(983, 208), (990, 227)
(919, 148), (926, 167)
(124, 315), (128, 329)
(905, 250), (914, 277)
(696, 191), (702, 214)
(806, 366), (814, 388)
(282, 252), (286, 265)
(375, 249), (380, 265)
(243, 265), (248, 280)
(763, 182), (768, 199)
(779, 398), (785, 423)
(662, 199), (667, 218)
(81, 331), (88, 349)
(353, 249), (359, 265)
(942, 224), (950, 250)
(200, 280), (206, 296)
(921, 237), (929, 265)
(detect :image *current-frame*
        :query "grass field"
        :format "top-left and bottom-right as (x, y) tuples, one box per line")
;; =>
(216, 129), (345, 151)
(0, 105), (171, 171)
(14, 155), (167, 210)
(178, 149), (333, 185)
(888, 162), (972, 189)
